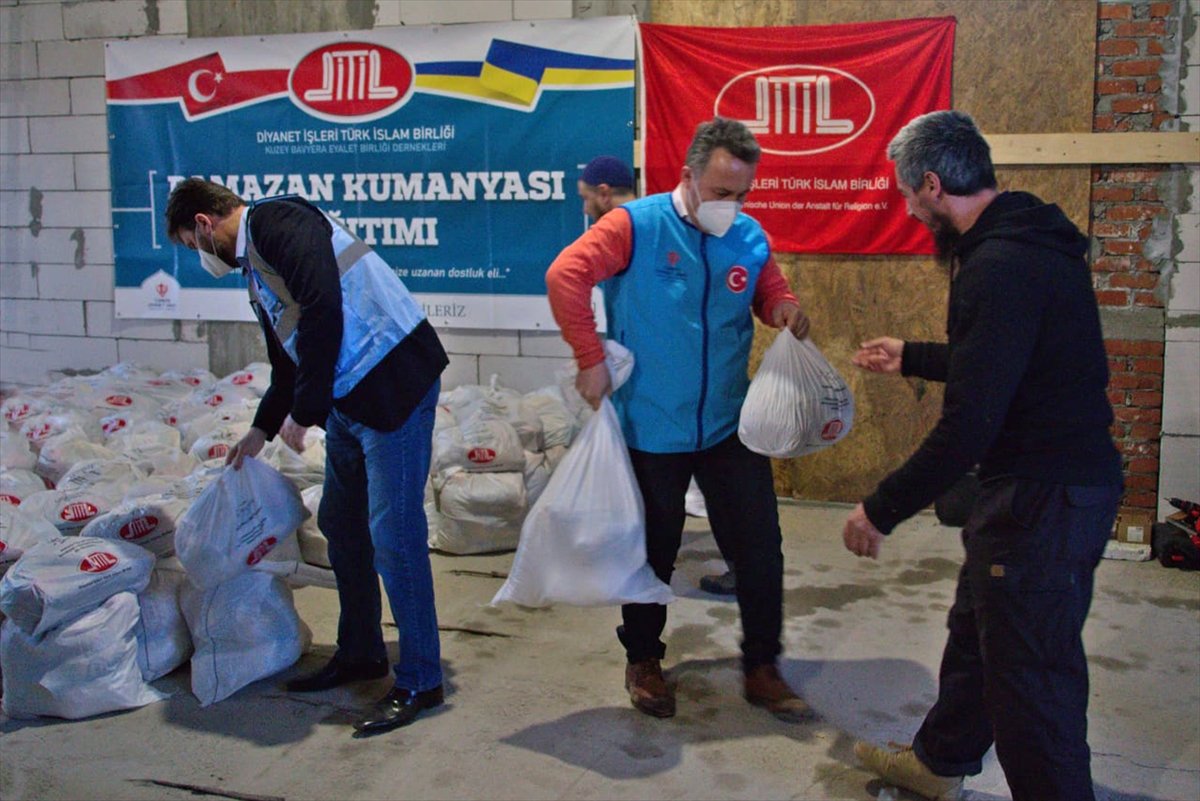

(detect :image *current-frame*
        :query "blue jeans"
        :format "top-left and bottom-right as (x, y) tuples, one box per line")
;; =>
(318, 380), (442, 692)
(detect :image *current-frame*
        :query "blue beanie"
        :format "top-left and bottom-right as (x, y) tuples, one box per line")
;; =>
(581, 156), (634, 189)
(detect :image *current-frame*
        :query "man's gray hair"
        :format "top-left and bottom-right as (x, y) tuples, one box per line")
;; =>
(685, 117), (761, 173)
(887, 110), (996, 195)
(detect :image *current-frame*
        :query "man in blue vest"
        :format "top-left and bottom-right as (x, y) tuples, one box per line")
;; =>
(166, 179), (449, 737)
(547, 118), (814, 721)
(579, 154), (738, 598)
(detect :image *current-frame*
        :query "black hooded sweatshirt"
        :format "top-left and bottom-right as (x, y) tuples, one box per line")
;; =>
(863, 191), (1123, 535)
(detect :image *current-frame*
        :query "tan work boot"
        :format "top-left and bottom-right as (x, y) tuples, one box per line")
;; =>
(624, 659), (675, 718)
(743, 663), (816, 722)
(853, 741), (964, 801)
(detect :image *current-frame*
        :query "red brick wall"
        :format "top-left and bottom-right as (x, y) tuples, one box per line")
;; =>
(1092, 0), (1178, 511)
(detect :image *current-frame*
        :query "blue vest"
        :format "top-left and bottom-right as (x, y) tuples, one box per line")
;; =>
(604, 193), (770, 453)
(242, 198), (428, 399)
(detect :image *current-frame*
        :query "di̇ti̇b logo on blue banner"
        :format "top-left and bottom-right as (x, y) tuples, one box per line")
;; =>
(106, 17), (635, 326)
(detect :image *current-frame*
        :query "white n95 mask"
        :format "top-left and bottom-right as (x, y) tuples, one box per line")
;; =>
(695, 200), (740, 237)
(198, 249), (233, 279)
(197, 226), (233, 279)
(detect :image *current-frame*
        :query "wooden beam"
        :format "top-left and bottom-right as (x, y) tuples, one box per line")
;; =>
(987, 132), (1199, 165)
(632, 132), (1198, 168)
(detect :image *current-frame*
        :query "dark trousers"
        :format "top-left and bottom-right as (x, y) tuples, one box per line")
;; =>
(619, 433), (784, 672)
(913, 477), (1120, 801)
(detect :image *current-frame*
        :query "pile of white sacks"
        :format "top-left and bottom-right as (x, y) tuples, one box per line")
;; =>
(427, 374), (583, 555)
(0, 362), (324, 719)
(0, 362), (592, 720)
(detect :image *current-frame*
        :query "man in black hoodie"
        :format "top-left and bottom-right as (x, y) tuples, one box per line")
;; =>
(845, 111), (1122, 801)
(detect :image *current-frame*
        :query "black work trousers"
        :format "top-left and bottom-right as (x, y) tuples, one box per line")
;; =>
(913, 476), (1120, 801)
(619, 433), (784, 672)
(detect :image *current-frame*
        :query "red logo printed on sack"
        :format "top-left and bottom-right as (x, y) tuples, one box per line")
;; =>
(231, 373), (253, 385)
(4, 403), (30, 421)
(0, 494), (20, 506)
(290, 42), (414, 122)
(820, 419), (844, 440)
(714, 65), (875, 156)
(80, 551), (118, 572)
(726, 265), (749, 293)
(183, 376), (202, 386)
(156, 282), (169, 298)
(246, 537), (278, 566)
(62, 502), (99, 522)
(0, 541), (6, 553)
(164, 415), (179, 426)
(467, 448), (496, 465)
(207, 444), (229, 459)
(26, 423), (52, 442)
(667, 251), (680, 266)
(105, 395), (134, 407)
(205, 394), (224, 407)
(102, 417), (128, 435)
(147, 379), (169, 387)
(120, 515), (159, 540)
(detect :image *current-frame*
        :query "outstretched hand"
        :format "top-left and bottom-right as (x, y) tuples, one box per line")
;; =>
(852, 337), (904, 374)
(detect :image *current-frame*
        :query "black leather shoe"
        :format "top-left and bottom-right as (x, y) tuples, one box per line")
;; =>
(285, 656), (389, 693)
(352, 685), (444, 735)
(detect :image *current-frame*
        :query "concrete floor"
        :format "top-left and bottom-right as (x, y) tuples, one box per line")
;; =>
(1, 501), (1197, 801)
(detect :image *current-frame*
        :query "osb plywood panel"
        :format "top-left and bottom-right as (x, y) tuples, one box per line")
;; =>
(648, 0), (1096, 501)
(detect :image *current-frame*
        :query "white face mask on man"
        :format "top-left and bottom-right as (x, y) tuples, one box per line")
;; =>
(196, 222), (233, 279)
(688, 182), (741, 237)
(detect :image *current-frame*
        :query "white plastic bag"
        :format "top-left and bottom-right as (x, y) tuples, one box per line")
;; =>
(432, 419), (525, 474)
(492, 398), (673, 608)
(0, 504), (61, 577)
(0, 536), (155, 638)
(18, 486), (125, 534)
(0, 428), (36, 470)
(174, 457), (308, 589)
(81, 494), (188, 558)
(430, 470), (526, 555)
(135, 567), (192, 681)
(738, 333), (854, 458)
(1, 593), (167, 719)
(685, 477), (708, 518)
(0, 468), (48, 508)
(181, 570), (310, 706)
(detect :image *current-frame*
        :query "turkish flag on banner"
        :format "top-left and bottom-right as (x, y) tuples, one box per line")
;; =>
(640, 17), (955, 254)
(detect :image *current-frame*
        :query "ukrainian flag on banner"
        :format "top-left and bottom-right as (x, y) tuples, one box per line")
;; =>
(415, 39), (634, 108)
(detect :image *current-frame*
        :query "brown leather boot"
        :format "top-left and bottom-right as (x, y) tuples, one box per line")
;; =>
(744, 663), (815, 722)
(624, 659), (675, 718)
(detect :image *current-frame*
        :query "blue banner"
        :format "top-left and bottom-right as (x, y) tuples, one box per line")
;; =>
(105, 18), (635, 327)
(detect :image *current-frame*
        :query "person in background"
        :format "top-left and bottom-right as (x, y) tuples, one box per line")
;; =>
(165, 179), (449, 738)
(547, 118), (813, 722)
(579, 154), (738, 598)
(845, 111), (1122, 801)
(577, 155), (636, 222)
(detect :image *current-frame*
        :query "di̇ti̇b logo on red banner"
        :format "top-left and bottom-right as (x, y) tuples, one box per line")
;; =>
(640, 17), (955, 255)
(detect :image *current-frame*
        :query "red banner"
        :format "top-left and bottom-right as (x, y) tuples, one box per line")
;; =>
(640, 17), (955, 254)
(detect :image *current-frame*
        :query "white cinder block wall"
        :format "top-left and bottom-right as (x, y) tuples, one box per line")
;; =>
(0, 0), (209, 382)
(1159, 0), (1200, 518)
(0, 0), (583, 395)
